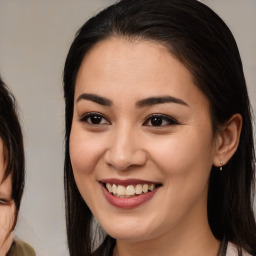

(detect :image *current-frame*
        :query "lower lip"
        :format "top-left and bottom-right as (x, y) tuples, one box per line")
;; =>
(101, 184), (159, 209)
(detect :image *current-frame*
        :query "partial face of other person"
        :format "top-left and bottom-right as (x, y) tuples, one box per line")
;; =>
(0, 138), (14, 254)
(69, 37), (222, 242)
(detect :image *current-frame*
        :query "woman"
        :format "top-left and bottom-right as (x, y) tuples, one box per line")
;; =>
(63, 0), (256, 255)
(0, 76), (35, 256)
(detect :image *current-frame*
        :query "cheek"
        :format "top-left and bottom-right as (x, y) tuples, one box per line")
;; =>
(69, 124), (107, 206)
(0, 204), (15, 246)
(149, 127), (214, 181)
(69, 126), (104, 176)
(146, 132), (213, 225)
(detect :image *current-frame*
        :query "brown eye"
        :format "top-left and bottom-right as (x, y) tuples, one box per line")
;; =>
(151, 117), (164, 126)
(89, 115), (103, 124)
(80, 112), (110, 125)
(143, 114), (179, 127)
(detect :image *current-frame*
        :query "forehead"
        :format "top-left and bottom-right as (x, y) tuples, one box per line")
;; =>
(80, 37), (173, 74)
(77, 38), (187, 87)
(74, 37), (209, 108)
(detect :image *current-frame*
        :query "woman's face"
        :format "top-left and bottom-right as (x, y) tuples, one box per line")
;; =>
(70, 38), (219, 242)
(0, 139), (14, 251)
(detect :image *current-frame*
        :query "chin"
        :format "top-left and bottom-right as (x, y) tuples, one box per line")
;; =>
(101, 220), (155, 242)
(108, 231), (148, 242)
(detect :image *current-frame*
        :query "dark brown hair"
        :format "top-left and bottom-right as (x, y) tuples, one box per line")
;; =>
(63, 0), (256, 255)
(0, 75), (25, 230)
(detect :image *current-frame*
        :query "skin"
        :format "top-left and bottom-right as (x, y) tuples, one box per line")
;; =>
(0, 139), (14, 256)
(69, 37), (241, 256)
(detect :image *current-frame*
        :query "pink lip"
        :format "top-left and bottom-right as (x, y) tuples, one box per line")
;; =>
(100, 182), (160, 209)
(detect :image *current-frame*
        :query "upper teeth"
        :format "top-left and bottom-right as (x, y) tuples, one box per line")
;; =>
(106, 183), (156, 197)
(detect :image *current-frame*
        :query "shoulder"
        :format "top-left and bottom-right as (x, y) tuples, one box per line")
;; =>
(8, 239), (36, 256)
(226, 242), (253, 256)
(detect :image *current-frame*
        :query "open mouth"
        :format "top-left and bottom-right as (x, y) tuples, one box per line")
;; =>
(102, 182), (162, 198)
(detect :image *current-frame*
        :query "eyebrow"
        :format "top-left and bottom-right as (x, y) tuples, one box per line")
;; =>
(76, 93), (112, 106)
(76, 93), (188, 108)
(136, 96), (188, 107)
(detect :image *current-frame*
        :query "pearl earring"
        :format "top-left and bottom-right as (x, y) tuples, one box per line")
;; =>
(220, 161), (223, 171)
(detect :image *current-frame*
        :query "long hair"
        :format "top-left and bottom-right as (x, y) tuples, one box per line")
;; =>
(63, 0), (256, 255)
(0, 76), (25, 230)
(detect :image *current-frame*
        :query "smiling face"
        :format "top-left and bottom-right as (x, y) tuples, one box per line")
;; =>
(0, 139), (14, 252)
(69, 37), (219, 243)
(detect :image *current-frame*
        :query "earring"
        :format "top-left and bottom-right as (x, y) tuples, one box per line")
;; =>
(220, 161), (223, 171)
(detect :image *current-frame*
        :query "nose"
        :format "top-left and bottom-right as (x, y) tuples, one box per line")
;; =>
(104, 125), (147, 171)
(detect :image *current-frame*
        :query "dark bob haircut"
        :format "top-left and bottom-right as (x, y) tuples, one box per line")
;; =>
(0, 75), (25, 229)
(63, 0), (256, 255)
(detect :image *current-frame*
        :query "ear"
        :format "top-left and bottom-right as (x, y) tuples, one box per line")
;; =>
(213, 114), (242, 168)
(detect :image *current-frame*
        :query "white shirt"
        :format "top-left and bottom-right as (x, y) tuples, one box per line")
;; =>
(227, 242), (252, 256)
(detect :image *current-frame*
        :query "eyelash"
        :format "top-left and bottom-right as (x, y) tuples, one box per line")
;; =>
(143, 114), (179, 127)
(0, 199), (10, 205)
(79, 112), (110, 125)
(80, 112), (179, 127)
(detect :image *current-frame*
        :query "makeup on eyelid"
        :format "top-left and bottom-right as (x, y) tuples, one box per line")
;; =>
(76, 93), (188, 128)
(79, 112), (180, 127)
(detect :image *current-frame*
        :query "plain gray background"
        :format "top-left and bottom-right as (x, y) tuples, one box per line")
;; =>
(0, 1), (255, 255)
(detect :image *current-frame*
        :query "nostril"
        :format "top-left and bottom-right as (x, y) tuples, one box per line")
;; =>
(104, 150), (133, 171)
(104, 148), (147, 171)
